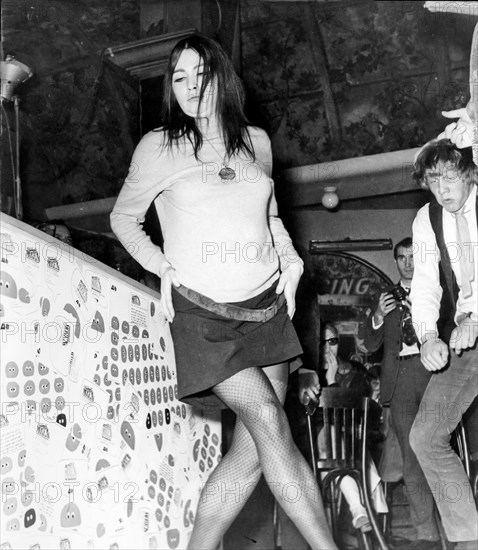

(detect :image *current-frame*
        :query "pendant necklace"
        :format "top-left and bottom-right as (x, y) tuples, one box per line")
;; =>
(204, 136), (236, 182)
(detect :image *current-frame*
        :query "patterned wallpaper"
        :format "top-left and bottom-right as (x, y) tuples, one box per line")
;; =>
(241, 0), (475, 169)
(1, 0), (476, 217)
(1, 0), (140, 220)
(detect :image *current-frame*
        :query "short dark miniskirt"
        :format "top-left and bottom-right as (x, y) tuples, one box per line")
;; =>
(169, 280), (303, 410)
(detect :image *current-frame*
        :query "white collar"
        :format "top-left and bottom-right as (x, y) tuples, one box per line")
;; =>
(399, 280), (411, 290)
(463, 184), (477, 212)
(445, 185), (477, 218)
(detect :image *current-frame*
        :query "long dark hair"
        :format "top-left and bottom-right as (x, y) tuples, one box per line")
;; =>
(161, 34), (255, 160)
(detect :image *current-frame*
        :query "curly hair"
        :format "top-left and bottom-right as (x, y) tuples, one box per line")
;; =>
(413, 138), (477, 190)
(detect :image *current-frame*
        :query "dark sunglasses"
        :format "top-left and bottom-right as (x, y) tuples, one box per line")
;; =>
(322, 337), (339, 346)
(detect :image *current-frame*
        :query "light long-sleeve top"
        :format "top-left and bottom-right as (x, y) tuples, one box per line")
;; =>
(411, 185), (478, 342)
(110, 126), (303, 303)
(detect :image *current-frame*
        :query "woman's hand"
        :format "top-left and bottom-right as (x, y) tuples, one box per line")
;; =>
(298, 369), (321, 405)
(276, 262), (303, 319)
(159, 264), (180, 323)
(324, 350), (339, 385)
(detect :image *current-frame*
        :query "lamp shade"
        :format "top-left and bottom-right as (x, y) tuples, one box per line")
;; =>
(0, 55), (33, 101)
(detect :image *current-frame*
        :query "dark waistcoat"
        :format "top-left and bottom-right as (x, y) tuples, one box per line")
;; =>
(428, 195), (478, 343)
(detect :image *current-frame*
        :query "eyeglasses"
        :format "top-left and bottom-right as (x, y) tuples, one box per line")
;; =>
(322, 337), (338, 346)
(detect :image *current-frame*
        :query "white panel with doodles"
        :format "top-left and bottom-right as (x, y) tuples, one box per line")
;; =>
(0, 214), (221, 550)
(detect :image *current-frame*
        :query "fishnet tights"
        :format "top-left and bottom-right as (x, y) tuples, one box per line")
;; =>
(186, 367), (337, 550)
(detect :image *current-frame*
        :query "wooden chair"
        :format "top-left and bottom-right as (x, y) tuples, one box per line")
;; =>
(454, 420), (470, 479)
(305, 387), (389, 550)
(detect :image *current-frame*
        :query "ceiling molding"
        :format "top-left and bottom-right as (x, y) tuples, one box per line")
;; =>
(424, 1), (478, 16)
(278, 147), (422, 207)
(104, 29), (197, 80)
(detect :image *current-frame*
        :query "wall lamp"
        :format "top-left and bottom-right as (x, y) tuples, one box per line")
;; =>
(0, 55), (33, 220)
(321, 186), (339, 209)
(0, 55), (33, 101)
(309, 239), (393, 253)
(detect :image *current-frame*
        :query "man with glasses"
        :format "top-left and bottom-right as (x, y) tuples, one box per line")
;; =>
(363, 237), (441, 550)
(409, 139), (478, 550)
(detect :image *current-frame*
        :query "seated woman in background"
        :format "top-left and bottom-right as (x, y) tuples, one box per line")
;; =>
(299, 323), (387, 533)
(321, 323), (371, 395)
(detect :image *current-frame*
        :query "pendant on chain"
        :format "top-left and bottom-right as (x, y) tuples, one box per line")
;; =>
(219, 165), (236, 182)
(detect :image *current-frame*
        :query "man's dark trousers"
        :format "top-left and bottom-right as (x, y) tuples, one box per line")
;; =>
(364, 300), (441, 541)
(389, 354), (440, 540)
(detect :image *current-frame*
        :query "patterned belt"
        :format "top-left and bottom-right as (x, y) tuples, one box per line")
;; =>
(174, 284), (287, 322)
(399, 354), (420, 361)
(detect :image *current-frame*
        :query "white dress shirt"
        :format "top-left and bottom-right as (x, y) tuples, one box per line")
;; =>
(411, 185), (478, 342)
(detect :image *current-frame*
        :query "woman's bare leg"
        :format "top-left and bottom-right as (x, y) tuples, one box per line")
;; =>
(187, 366), (337, 550)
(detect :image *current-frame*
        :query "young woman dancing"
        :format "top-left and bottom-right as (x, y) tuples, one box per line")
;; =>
(111, 33), (337, 550)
